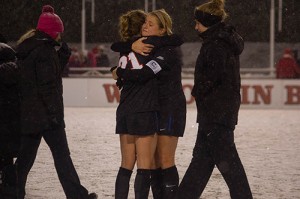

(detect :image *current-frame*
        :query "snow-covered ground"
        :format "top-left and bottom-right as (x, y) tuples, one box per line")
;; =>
(24, 108), (300, 199)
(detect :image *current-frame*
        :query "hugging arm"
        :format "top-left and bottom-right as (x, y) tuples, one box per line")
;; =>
(111, 37), (154, 55)
(116, 47), (173, 83)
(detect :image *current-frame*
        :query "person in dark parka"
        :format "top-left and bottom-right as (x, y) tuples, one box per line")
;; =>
(14, 5), (97, 199)
(176, 0), (253, 199)
(0, 34), (20, 196)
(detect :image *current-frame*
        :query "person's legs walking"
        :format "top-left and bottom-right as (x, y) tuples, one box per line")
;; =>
(43, 128), (89, 199)
(177, 129), (215, 199)
(15, 135), (41, 199)
(210, 126), (252, 199)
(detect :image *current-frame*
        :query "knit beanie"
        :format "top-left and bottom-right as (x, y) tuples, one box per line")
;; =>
(36, 5), (64, 39)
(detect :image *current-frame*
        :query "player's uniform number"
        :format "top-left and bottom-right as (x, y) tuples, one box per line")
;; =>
(118, 52), (143, 69)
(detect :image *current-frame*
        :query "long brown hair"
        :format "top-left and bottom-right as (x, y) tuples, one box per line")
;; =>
(118, 10), (146, 42)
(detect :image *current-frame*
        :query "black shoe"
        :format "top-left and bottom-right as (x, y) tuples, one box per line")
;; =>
(88, 193), (98, 199)
(0, 185), (18, 199)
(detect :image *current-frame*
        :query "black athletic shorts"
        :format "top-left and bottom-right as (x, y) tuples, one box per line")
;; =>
(116, 111), (159, 136)
(158, 96), (186, 137)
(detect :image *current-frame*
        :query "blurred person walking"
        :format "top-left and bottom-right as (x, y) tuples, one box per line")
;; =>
(0, 33), (20, 198)
(15, 5), (97, 199)
(176, 0), (253, 198)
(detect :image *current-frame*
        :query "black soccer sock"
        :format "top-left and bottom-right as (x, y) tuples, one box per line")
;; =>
(115, 167), (133, 199)
(151, 168), (162, 199)
(134, 169), (151, 199)
(162, 166), (179, 199)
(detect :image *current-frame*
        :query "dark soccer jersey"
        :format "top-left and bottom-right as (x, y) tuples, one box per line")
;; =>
(117, 51), (159, 117)
(117, 46), (185, 108)
(112, 36), (186, 136)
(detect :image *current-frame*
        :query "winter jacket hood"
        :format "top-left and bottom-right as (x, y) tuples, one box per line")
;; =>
(199, 22), (244, 56)
(17, 31), (59, 60)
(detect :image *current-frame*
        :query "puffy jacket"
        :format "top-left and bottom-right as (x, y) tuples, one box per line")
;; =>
(192, 22), (244, 129)
(16, 31), (70, 135)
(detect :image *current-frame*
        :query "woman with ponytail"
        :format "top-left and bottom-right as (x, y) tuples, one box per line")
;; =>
(112, 9), (185, 199)
(112, 10), (159, 199)
(15, 5), (97, 199)
(177, 0), (253, 198)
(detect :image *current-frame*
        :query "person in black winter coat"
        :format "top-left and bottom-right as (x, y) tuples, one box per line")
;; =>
(14, 5), (97, 199)
(177, 0), (253, 199)
(0, 34), (20, 196)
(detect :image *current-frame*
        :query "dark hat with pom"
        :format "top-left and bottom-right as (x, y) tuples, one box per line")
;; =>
(36, 5), (64, 39)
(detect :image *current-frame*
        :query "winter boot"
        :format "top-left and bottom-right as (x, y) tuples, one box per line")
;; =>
(88, 192), (98, 199)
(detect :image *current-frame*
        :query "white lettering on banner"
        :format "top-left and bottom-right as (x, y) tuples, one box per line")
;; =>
(102, 84), (120, 103)
(241, 85), (273, 104)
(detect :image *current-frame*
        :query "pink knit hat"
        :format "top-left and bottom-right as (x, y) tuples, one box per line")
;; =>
(36, 5), (64, 39)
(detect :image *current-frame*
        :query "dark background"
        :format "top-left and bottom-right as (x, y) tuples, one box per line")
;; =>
(1, 0), (299, 43)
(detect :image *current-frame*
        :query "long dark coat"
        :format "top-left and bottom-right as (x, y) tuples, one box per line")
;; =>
(16, 31), (70, 135)
(0, 43), (20, 157)
(192, 22), (244, 130)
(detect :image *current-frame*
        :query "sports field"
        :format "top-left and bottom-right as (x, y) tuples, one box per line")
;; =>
(23, 108), (300, 199)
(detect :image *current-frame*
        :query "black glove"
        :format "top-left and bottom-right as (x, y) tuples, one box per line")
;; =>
(110, 65), (118, 72)
(58, 41), (72, 57)
(116, 78), (123, 90)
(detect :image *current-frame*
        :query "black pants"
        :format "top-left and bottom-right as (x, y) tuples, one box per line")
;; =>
(15, 127), (89, 199)
(178, 125), (253, 199)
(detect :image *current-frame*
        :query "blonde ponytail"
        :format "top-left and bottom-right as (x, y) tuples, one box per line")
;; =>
(17, 29), (36, 45)
(196, 0), (228, 20)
